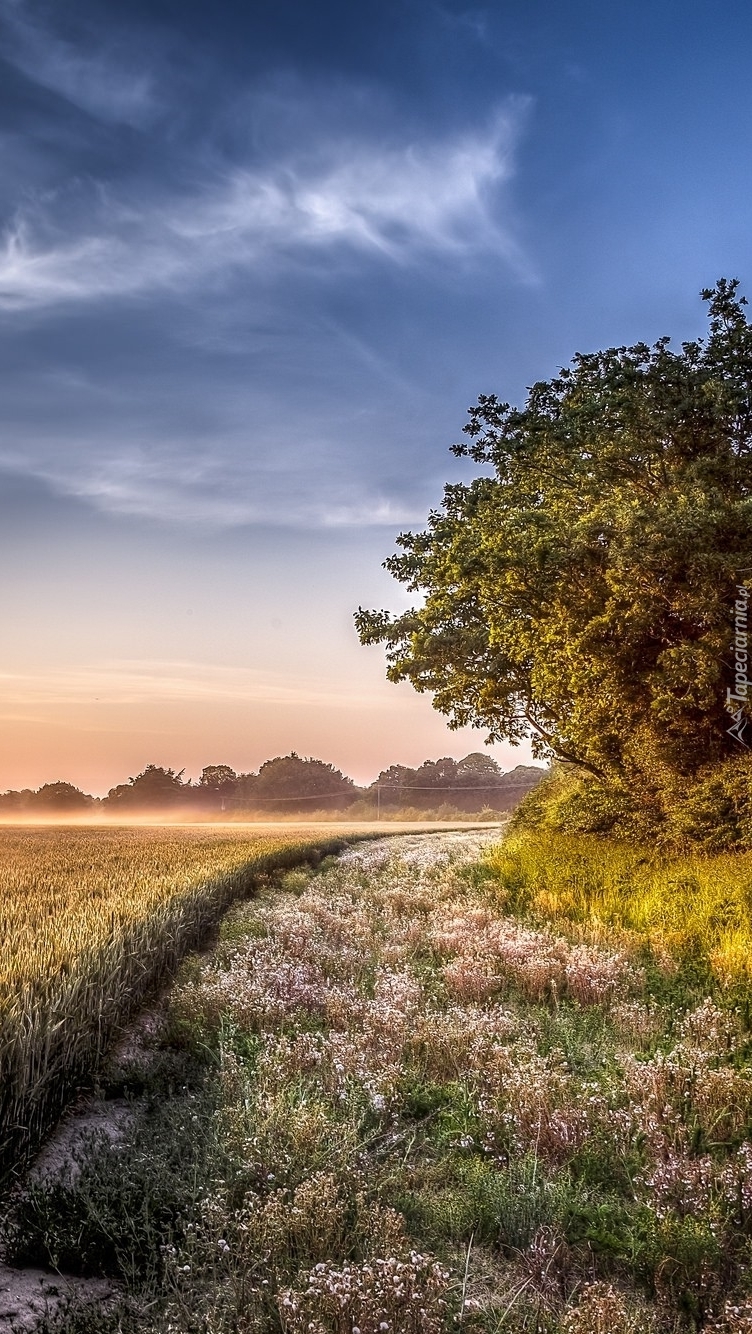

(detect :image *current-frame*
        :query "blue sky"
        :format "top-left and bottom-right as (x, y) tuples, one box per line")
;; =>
(1, 0), (751, 790)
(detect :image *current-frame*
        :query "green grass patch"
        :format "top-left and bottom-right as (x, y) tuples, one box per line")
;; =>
(485, 829), (752, 997)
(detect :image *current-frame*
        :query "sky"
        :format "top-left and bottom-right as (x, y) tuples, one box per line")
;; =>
(1, 0), (751, 793)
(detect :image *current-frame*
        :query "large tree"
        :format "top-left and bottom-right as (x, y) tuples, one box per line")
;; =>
(105, 764), (189, 809)
(356, 282), (752, 800)
(253, 754), (357, 811)
(33, 782), (93, 812)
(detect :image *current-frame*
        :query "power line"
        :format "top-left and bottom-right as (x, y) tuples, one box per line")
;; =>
(216, 781), (527, 816)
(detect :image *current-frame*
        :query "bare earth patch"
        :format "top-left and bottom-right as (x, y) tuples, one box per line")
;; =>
(0, 1264), (114, 1333)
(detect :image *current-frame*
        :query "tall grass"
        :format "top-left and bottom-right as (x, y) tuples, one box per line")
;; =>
(0, 826), (351, 1181)
(485, 830), (752, 988)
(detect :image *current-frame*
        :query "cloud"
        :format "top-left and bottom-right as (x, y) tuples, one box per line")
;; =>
(0, 0), (159, 126)
(0, 659), (390, 710)
(436, 6), (491, 43)
(0, 48), (535, 531)
(0, 444), (428, 529)
(0, 300), (449, 530)
(0, 100), (531, 310)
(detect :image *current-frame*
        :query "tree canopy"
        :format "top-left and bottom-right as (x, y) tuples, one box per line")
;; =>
(370, 753), (542, 811)
(106, 765), (188, 809)
(198, 765), (238, 791)
(253, 754), (357, 810)
(33, 782), (93, 812)
(356, 281), (752, 804)
(0, 782), (93, 813)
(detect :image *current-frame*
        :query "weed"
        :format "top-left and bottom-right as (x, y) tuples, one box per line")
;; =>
(5, 1084), (222, 1282)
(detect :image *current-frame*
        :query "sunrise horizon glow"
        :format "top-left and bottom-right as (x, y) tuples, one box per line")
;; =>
(2, 0), (751, 789)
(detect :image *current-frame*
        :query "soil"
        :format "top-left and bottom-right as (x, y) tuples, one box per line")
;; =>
(0, 1264), (115, 1333)
(0, 1006), (164, 1332)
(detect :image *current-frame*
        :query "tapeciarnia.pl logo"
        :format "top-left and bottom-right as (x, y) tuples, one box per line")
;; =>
(727, 582), (750, 747)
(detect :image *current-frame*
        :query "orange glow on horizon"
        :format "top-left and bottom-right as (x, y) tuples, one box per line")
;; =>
(0, 660), (535, 795)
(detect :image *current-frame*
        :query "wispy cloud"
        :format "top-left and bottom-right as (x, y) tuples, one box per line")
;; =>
(0, 660), (390, 710)
(0, 23), (535, 531)
(0, 0), (159, 126)
(0, 101), (531, 310)
(0, 444), (427, 528)
(436, 6), (491, 43)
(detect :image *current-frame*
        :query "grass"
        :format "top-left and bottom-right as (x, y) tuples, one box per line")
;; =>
(484, 830), (752, 995)
(9, 829), (752, 1332)
(0, 824), (356, 1181)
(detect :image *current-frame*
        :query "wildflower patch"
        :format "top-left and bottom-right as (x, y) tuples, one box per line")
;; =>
(9, 829), (752, 1332)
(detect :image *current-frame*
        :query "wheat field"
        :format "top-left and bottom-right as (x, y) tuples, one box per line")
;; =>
(0, 824), (352, 1180)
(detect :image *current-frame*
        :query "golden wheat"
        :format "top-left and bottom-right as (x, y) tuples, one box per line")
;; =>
(0, 825), (350, 1179)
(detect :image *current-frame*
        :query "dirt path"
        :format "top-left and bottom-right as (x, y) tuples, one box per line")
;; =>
(0, 1013), (163, 1332)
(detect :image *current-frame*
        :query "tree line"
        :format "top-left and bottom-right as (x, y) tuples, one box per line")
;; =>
(0, 752), (543, 815)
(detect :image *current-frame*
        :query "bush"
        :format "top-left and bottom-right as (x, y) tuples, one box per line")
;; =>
(512, 755), (752, 853)
(664, 755), (752, 851)
(510, 766), (644, 839)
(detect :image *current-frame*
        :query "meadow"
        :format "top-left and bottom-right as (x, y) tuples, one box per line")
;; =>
(7, 829), (752, 1333)
(0, 824), (359, 1181)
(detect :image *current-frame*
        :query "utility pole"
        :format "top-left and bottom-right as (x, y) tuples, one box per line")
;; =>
(376, 784), (381, 822)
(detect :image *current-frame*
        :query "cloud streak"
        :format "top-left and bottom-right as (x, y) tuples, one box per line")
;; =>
(0, 0), (159, 126)
(0, 17), (535, 532)
(0, 433), (430, 528)
(0, 659), (396, 710)
(0, 101), (530, 311)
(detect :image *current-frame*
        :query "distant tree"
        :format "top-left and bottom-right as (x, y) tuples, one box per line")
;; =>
(368, 753), (533, 811)
(449, 753), (507, 808)
(199, 765), (238, 790)
(195, 765), (239, 811)
(253, 754), (357, 810)
(105, 764), (188, 809)
(506, 764), (548, 782)
(368, 764), (417, 808)
(233, 772), (260, 803)
(0, 789), (31, 813)
(414, 757), (459, 790)
(372, 764), (417, 788)
(455, 752), (502, 783)
(33, 782), (92, 812)
(370, 763), (416, 789)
